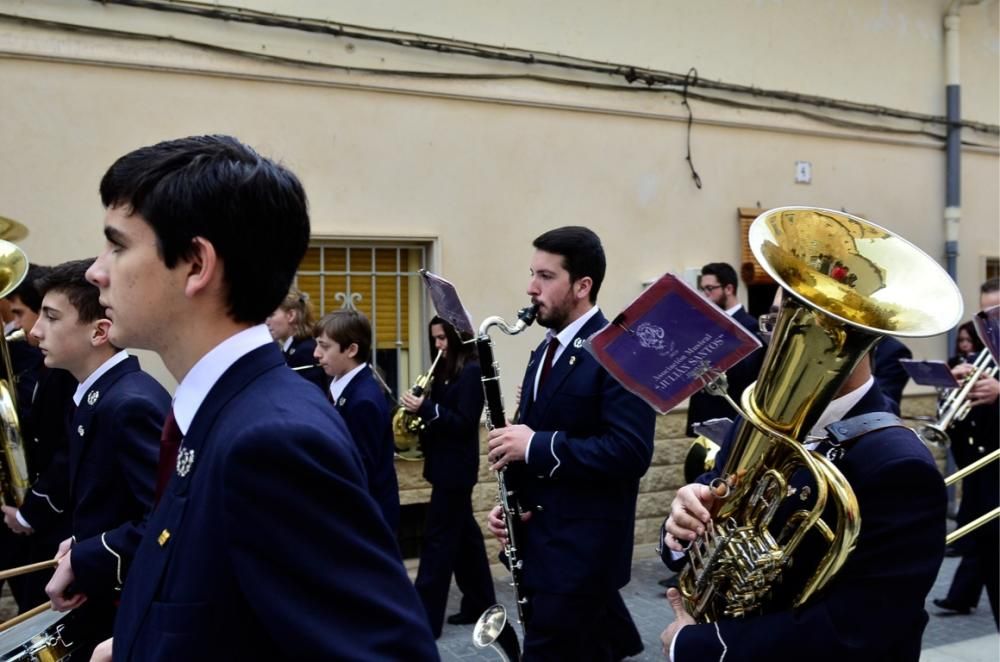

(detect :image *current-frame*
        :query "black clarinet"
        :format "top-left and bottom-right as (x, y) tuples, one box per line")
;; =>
(471, 304), (537, 659)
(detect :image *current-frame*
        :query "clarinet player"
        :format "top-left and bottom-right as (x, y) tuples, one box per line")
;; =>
(486, 226), (656, 660)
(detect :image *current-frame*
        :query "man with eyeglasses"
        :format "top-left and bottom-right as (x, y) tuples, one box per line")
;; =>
(685, 263), (764, 436)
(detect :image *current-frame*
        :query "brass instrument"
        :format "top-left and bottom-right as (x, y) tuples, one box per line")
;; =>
(472, 304), (537, 661)
(915, 348), (997, 448)
(392, 350), (443, 457)
(679, 207), (962, 622)
(0, 240), (30, 508)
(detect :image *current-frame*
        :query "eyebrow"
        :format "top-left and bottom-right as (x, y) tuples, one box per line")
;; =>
(104, 225), (128, 246)
(40, 304), (61, 316)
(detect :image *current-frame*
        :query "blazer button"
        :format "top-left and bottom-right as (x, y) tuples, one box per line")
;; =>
(77, 425), (85, 437)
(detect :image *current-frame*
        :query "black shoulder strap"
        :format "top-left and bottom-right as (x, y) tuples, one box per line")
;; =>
(819, 411), (907, 461)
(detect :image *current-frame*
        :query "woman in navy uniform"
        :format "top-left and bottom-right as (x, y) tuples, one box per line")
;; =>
(403, 317), (500, 639)
(266, 287), (326, 392)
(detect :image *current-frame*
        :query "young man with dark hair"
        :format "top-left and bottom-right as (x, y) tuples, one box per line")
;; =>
(686, 261), (764, 436)
(85, 135), (435, 660)
(0, 263), (78, 613)
(314, 309), (400, 533)
(486, 225), (656, 660)
(22, 258), (168, 653)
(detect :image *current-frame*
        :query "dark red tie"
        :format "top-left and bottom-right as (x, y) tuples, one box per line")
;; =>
(538, 337), (560, 389)
(155, 410), (182, 504)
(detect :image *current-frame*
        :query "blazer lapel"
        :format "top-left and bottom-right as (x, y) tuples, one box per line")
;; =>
(518, 344), (544, 423)
(531, 312), (608, 421)
(122, 343), (285, 652)
(335, 366), (367, 411)
(68, 356), (140, 494)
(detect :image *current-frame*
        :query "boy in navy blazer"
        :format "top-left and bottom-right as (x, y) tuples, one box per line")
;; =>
(486, 226), (657, 660)
(84, 135), (435, 660)
(25, 259), (167, 651)
(314, 309), (400, 533)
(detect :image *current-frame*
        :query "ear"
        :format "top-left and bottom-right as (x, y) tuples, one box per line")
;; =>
(574, 276), (593, 302)
(345, 342), (359, 360)
(91, 319), (113, 348)
(183, 237), (220, 299)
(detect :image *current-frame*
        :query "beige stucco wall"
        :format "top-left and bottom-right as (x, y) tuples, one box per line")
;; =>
(1, 2), (996, 393)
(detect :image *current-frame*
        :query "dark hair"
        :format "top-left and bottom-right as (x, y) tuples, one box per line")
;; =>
(99, 135), (310, 324)
(701, 262), (739, 293)
(314, 310), (371, 363)
(982, 277), (999, 295)
(34, 259), (106, 324)
(532, 226), (606, 303)
(5, 264), (50, 313)
(428, 315), (475, 382)
(954, 320), (984, 356)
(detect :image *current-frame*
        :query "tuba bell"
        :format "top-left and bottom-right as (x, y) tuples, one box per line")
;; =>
(0, 240), (31, 508)
(679, 207), (962, 622)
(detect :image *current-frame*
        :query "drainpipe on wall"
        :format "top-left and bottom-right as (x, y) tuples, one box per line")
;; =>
(943, 2), (963, 357)
(944, 0), (987, 353)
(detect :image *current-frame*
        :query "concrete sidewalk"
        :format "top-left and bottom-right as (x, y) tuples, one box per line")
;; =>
(436, 554), (998, 660)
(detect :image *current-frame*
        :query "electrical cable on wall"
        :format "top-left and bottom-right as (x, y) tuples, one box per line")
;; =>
(681, 68), (703, 189)
(3, 1), (997, 150)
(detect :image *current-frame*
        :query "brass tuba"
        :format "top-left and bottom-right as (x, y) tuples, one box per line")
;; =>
(392, 350), (443, 458)
(0, 240), (30, 507)
(679, 207), (962, 622)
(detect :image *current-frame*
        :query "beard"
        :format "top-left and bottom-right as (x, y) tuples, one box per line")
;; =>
(535, 291), (575, 331)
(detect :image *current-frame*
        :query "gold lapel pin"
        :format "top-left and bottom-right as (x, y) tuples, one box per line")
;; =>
(158, 529), (171, 546)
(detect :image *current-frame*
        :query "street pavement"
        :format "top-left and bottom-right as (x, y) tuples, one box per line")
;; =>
(436, 554), (998, 661)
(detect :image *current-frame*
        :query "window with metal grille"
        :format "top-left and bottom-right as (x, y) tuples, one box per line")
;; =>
(295, 243), (430, 397)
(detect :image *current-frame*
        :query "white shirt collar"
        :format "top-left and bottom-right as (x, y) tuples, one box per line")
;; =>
(329, 362), (368, 403)
(281, 336), (293, 352)
(551, 305), (601, 349)
(533, 306), (601, 399)
(808, 376), (875, 440)
(725, 303), (744, 317)
(73, 350), (131, 406)
(172, 325), (273, 435)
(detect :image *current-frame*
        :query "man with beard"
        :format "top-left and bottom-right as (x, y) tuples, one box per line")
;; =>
(685, 262), (764, 436)
(485, 226), (656, 660)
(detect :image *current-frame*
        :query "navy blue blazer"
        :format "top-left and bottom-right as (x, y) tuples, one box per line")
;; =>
(70, 356), (168, 599)
(510, 310), (656, 595)
(283, 336), (327, 393)
(672, 385), (945, 661)
(686, 306), (764, 436)
(112, 344), (436, 661)
(419, 361), (485, 489)
(334, 365), (401, 532)
(872, 336), (912, 414)
(18, 366), (77, 535)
